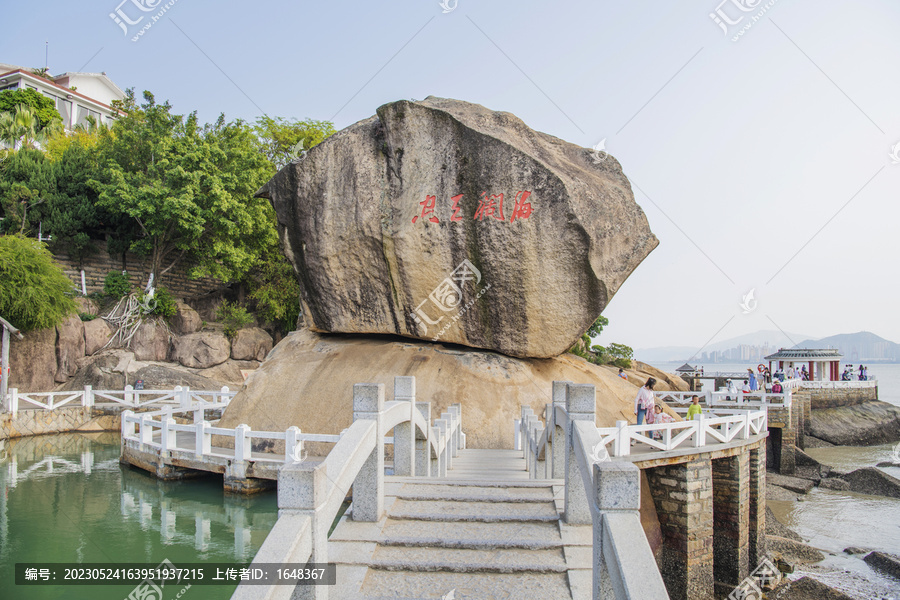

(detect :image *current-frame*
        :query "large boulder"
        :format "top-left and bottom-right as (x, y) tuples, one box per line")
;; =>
(171, 301), (202, 335)
(231, 327), (273, 361)
(217, 330), (681, 450)
(172, 331), (231, 369)
(7, 326), (57, 391)
(55, 315), (85, 382)
(258, 97), (657, 358)
(808, 400), (900, 445)
(83, 318), (114, 356)
(131, 319), (171, 362)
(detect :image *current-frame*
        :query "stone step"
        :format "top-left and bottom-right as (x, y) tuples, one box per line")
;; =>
(364, 545), (568, 573)
(382, 517), (562, 549)
(396, 482), (556, 503)
(358, 569), (572, 599)
(389, 498), (559, 522)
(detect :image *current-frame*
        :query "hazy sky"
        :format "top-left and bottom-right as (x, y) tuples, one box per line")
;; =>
(2, 0), (898, 353)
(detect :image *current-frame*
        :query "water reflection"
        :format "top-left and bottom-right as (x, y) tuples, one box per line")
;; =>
(0, 432), (277, 600)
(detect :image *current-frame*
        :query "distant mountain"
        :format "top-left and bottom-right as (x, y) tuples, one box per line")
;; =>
(636, 329), (811, 363)
(794, 331), (900, 363)
(634, 346), (697, 363)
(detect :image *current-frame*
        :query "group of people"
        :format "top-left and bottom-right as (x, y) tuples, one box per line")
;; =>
(842, 365), (869, 381)
(632, 377), (685, 439)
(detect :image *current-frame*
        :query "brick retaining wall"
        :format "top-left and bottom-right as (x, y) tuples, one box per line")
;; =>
(0, 407), (119, 440)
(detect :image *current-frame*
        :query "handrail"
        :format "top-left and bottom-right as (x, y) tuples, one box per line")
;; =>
(231, 376), (464, 600)
(3, 385), (236, 416)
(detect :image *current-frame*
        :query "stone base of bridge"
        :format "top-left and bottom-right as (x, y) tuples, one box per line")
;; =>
(643, 440), (766, 600)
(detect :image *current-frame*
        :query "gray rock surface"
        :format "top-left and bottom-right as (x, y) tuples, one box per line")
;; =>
(863, 551), (900, 580)
(768, 473), (815, 494)
(840, 467), (900, 498)
(809, 400), (900, 445)
(258, 96), (657, 358)
(770, 576), (856, 600)
(230, 327), (273, 361)
(54, 315), (85, 382)
(767, 536), (825, 564)
(8, 327), (58, 391)
(171, 301), (202, 335)
(818, 477), (849, 491)
(131, 319), (171, 362)
(172, 331), (230, 369)
(83, 318), (113, 356)
(765, 506), (804, 542)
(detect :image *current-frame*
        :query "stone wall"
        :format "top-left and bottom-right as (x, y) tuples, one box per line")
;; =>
(748, 445), (766, 566)
(0, 406), (119, 440)
(53, 239), (227, 299)
(804, 386), (878, 409)
(712, 454), (750, 587)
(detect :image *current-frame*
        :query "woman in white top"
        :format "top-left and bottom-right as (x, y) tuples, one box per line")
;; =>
(633, 377), (657, 425)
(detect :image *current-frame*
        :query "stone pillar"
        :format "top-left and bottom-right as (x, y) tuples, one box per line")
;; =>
(766, 407), (795, 475)
(551, 381), (571, 480)
(414, 402), (431, 477)
(352, 383), (384, 522)
(278, 461), (329, 600)
(712, 454), (750, 587)
(564, 383), (595, 525)
(748, 444), (767, 566)
(593, 461), (642, 598)
(392, 376), (415, 477)
(646, 456), (714, 600)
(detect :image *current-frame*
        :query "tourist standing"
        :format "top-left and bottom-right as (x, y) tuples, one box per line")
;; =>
(633, 378), (656, 425)
(652, 404), (675, 438)
(787, 366), (795, 380)
(748, 369), (758, 392)
(772, 380), (783, 393)
(863, 366), (869, 381)
(686, 395), (703, 420)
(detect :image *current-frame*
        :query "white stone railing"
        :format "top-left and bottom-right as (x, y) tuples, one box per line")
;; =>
(3, 385), (235, 416)
(231, 376), (463, 600)
(654, 389), (792, 409)
(800, 379), (877, 389)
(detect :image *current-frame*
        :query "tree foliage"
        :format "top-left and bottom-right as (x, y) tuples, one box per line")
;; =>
(92, 90), (276, 282)
(0, 88), (62, 129)
(254, 115), (336, 170)
(0, 234), (76, 331)
(244, 242), (300, 330)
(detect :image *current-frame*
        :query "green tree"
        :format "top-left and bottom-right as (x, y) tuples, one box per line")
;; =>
(0, 105), (63, 151)
(254, 115), (336, 170)
(0, 148), (55, 235)
(92, 90), (276, 283)
(0, 89), (62, 130)
(244, 243), (300, 330)
(0, 234), (76, 331)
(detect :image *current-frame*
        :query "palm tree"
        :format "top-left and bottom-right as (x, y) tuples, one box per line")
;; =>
(0, 104), (62, 150)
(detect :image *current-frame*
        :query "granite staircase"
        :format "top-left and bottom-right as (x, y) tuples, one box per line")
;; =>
(329, 449), (592, 600)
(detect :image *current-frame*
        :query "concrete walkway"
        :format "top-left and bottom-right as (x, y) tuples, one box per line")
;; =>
(329, 449), (592, 600)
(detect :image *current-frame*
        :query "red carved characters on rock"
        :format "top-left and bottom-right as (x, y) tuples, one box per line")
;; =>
(412, 191), (534, 224)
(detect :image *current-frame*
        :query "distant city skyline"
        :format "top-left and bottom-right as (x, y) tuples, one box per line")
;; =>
(1, 1), (898, 351)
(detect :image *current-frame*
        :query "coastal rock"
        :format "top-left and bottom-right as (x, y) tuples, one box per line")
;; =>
(55, 315), (85, 382)
(839, 467), (900, 499)
(217, 329), (682, 450)
(818, 477), (849, 491)
(767, 536), (825, 564)
(230, 327), (273, 362)
(808, 400), (900, 445)
(171, 301), (202, 335)
(131, 319), (171, 362)
(172, 331), (230, 369)
(8, 327), (57, 391)
(803, 435), (835, 448)
(258, 97), (658, 358)
(863, 551), (900, 580)
(770, 576), (856, 600)
(768, 473), (815, 494)
(765, 506), (804, 542)
(843, 546), (872, 555)
(83, 319), (113, 356)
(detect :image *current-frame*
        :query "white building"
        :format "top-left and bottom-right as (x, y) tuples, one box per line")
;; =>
(0, 63), (125, 130)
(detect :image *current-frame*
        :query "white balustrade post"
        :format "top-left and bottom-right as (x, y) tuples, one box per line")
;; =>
(520, 406), (534, 454)
(122, 409), (135, 440)
(430, 425), (441, 477)
(415, 402), (431, 477)
(193, 406), (204, 424)
(742, 412), (751, 439)
(441, 412), (455, 470)
(435, 419), (449, 477)
(551, 381), (571, 480)
(278, 461), (330, 600)
(705, 390), (712, 407)
(525, 415), (537, 474)
(452, 403), (463, 450)
(285, 426), (303, 463)
(392, 376), (416, 477)
(139, 415), (152, 451)
(83, 385), (93, 408)
(9, 388), (18, 416)
(352, 383), (385, 522)
(614, 420), (630, 457)
(125, 384), (134, 408)
(196, 421), (210, 458)
(161, 417), (177, 455)
(234, 424), (252, 461)
(513, 419), (521, 451)
(592, 461), (645, 599)
(565, 383), (596, 525)
(693, 414), (707, 447)
(180, 385), (191, 410)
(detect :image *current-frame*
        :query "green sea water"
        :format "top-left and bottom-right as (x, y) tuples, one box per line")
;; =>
(0, 432), (278, 600)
